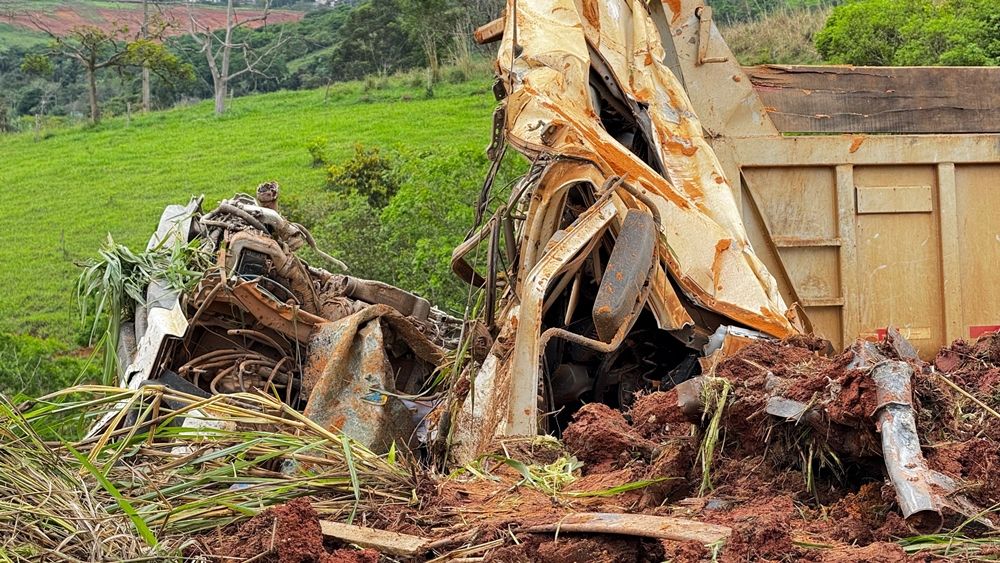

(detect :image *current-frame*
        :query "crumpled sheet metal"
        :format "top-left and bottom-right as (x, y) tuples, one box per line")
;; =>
(497, 0), (796, 337)
(303, 304), (446, 452)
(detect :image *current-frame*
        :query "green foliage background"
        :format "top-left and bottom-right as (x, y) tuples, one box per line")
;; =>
(816, 0), (1000, 65)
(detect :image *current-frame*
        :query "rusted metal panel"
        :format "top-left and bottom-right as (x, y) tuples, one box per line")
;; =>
(497, 0), (797, 338)
(303, 319), (416, 452)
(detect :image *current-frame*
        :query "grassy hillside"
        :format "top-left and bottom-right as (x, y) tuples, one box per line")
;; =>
(0, 77), (496, 341)
(721, 7), (830, 65)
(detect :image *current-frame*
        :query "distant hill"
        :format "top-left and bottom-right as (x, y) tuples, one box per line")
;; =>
(3, 0), (302, 37)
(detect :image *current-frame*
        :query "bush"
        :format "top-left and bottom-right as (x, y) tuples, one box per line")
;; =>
(446, 67), (467, 84)
(325, 144), (401, 209)
(816, 0), (999, 65)
(306, 136), (329, 167)
(291, 143), (527, 314)
(283, 191), (386, 278)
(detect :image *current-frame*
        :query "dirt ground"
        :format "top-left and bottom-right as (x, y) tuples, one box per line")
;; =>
(7, 5), (301, 38)
(196, 334), (1000, 562)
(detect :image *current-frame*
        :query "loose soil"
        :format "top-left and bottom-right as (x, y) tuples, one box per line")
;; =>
(196, 498), (378, 563)
(198, 334), (1000, 561)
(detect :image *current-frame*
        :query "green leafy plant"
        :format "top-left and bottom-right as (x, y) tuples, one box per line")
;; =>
(306, 136), (329, 167)
(76, 234), (211, 386)
(325, 143), (401, 209)
(816, 0), (999, 65)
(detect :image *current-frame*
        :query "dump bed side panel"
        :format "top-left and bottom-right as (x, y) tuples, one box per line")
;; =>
(737, 158), (1000, 355)
(655, 0), (1000, 355)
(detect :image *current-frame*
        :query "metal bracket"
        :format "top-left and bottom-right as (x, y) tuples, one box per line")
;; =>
(695, 6), (728, 65)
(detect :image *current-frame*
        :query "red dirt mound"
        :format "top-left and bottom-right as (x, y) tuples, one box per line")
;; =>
(197, 498), (376, 563)
(6, 5), (301, 38)
(630, 389), (693, 439)
(562, 403), (655, 466)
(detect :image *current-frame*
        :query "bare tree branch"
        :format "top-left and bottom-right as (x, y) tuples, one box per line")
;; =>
(186, 0), (284, 116)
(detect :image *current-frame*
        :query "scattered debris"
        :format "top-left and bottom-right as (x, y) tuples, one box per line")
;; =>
(100, 189), (460, 452)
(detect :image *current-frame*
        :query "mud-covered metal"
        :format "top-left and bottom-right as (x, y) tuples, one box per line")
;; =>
(496, 0), (797, 336)
(871, 360), (943, 533)
(104, 192), (459, 453)
(452, 0), (803, 457)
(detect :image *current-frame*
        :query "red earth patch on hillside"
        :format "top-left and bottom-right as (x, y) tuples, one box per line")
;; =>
(5, 4), (301, 38)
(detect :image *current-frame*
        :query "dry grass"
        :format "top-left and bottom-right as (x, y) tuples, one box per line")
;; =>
(0, 386), (418, 560)
(721, 8), (832, 65)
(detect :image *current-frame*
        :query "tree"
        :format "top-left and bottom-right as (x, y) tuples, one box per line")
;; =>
(20, 53), (55, 140)
(326, 0), (420, 81)
(816, 0), (999, 66)
(399, 0), (461, 80)
(187, 0), (287, 116)
(141, 0), (157, 112)
(26, 18), (190, 124)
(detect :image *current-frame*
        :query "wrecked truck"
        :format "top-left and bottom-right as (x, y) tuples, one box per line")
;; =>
(78, 0), (1000, 559)
(448, 0), (807, 460)
(106, 187), (460, 452)
(112, 0), (807, 464)
(101, 0), (1000, 539)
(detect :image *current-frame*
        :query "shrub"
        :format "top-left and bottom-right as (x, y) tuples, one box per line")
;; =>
(290, 144), (528, 315)
(446, 67), (468, 84)
(306, 136), (329, 167)
(325, 144), (401, 209)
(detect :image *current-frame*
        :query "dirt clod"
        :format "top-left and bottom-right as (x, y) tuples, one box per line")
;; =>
(199, 498), (326, 562)
(562, 403), (655, 466)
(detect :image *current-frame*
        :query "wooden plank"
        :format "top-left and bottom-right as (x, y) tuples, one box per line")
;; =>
(836, 165), (859, 349)
(856, 185), (933, 214)
(745, 65), (1000, 134)
(525, 512), (731, 544)
(319, 520), (430, 557)
(937, 163), (962, 342)
(474, 16), (504, 45)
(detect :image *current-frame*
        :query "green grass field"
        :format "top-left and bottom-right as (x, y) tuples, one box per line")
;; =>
(0, 77), (495, 342)
(0, 22), (49, 48)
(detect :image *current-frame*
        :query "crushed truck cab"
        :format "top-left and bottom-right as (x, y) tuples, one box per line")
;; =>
(449, 0), (805, 459)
